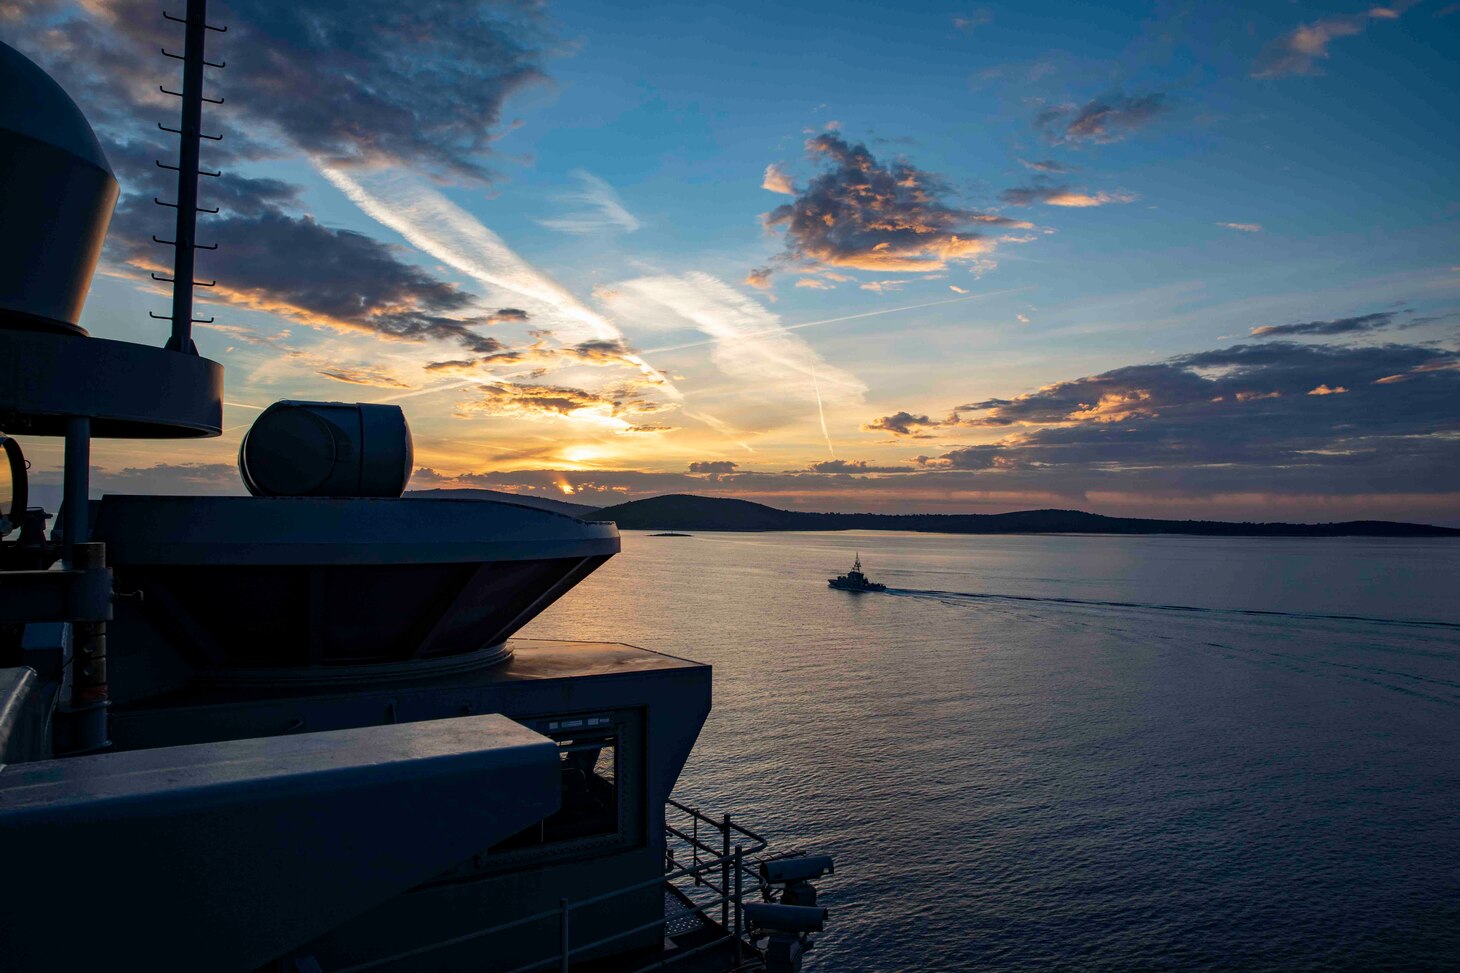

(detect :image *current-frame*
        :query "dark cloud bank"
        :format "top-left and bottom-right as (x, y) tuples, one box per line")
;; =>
(756, 134), (1022, 283)
(1248, 310), (1413, 338)
(899, 340), (1460, 499)
(3, 1), (542, 351)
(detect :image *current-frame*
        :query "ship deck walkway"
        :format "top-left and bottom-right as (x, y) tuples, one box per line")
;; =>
(572, 885), (755, 973)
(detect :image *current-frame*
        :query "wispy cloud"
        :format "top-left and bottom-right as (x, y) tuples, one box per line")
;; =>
(317, 366), (415, 389)
(1249, 310), (1402, 338)
(1036, 91), (1167, 144)
(640, 293), (1011, 356)
(952, 10), (993, 32)
(804, 459), (908, 473)
(744, 267), (775, 291)
(1217, 222), (1264, 233)
(424, 336), (651, 376)
(1001, 184), (1138, 207)
(1018, 158), (1072, 173)
(684, 410), (757, 453)
(1252, 4), (1416, 78)
(537, 170), (641, 234)
(320, 166), (677, 398)
(455, 381), (671, 432)
(761, 163), (795, 195)
(601, 273), (867, 415)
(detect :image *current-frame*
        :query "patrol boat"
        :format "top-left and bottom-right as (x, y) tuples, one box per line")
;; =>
(827, 554), (886, 593)
(0, 16), (833, 973)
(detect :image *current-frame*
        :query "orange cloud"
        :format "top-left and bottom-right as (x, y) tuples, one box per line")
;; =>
(761, 163), (794, 195)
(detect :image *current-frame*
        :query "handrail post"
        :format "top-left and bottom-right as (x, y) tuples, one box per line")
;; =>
(692, 813), (701, 886)
(559, 898), (569, 973)
(733, 844), (744, 962)
(62, 416), (90, 563)
(721, 813), (731, 930)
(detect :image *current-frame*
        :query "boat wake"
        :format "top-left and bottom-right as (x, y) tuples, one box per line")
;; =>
(883, 587), (1460, 630)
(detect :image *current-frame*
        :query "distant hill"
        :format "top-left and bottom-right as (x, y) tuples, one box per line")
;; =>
(404, 487), (601, 518)
(589, 494), (1460, 537)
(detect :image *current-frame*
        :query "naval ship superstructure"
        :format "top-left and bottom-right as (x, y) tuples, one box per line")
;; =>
(827, 555), (886, 593)
(0, 13), (833, 972)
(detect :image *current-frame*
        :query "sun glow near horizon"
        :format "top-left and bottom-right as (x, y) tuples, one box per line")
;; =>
(9, 0), (1456, 525)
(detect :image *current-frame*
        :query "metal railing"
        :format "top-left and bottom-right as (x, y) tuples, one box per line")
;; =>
(334, 799), (772, 973)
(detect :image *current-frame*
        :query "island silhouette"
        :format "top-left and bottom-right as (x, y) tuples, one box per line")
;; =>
(583, 494), (1460, 537)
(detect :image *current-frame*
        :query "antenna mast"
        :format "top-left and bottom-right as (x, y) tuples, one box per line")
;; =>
(152, 0), (225, 353)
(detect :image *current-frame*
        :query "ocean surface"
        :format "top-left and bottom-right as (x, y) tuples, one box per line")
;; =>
(520, 531), (1460, 972)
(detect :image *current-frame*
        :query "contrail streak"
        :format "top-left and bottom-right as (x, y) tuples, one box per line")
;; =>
(813, 372), (834, 457)
(320, 165), (679, 398)
(641, 289), (1030, 355)
(371, 377), (479, 404)
(371, 287), (1024, 414)
(685, 410), (755, 453)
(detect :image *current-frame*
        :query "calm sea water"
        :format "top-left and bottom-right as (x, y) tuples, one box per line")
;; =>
(520, 531), (1460, 972)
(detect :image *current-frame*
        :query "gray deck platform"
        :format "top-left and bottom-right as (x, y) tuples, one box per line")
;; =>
(0, 714), (560, 972)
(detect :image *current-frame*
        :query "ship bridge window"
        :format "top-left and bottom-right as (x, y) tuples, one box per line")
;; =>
(491, 727), (621, 852)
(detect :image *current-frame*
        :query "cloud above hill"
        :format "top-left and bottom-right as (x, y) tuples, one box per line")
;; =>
(755, 134), (1026, 283)
(899, 341), (1460, 496)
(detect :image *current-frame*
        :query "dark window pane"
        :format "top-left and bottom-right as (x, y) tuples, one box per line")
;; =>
(491, 734), (619, 852)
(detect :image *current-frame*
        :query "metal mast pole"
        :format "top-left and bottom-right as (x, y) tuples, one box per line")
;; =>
(155, 0), (223, 353)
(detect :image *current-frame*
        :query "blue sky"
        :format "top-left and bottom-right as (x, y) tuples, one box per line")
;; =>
(7, 0), (1458, 521)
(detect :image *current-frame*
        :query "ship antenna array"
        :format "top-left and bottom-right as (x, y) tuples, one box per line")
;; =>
(149, 0), (225, 354)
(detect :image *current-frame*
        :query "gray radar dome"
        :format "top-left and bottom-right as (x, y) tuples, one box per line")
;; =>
(0, 41), (119, 335)
(240, 401), (413, 497)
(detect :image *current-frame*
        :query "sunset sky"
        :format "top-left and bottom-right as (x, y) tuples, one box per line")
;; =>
(7, 1), (1458, 522)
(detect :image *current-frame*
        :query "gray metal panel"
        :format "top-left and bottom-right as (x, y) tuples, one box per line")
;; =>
(0, 666), (51, 763)
(0, 564), (112, 624)
(0, 330), (223, 437)
(103, 641), (713, 973)
(0, 713), (560, 972)
(93, 495), (620, 565)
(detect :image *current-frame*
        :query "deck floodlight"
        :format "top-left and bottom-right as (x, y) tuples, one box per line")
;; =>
(760, 852), (835, 909)
(760, 855), (835, 885)
(742, 902), (828, 934)
(239, 401), (413, 498)
(745, 902), (829, 973)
